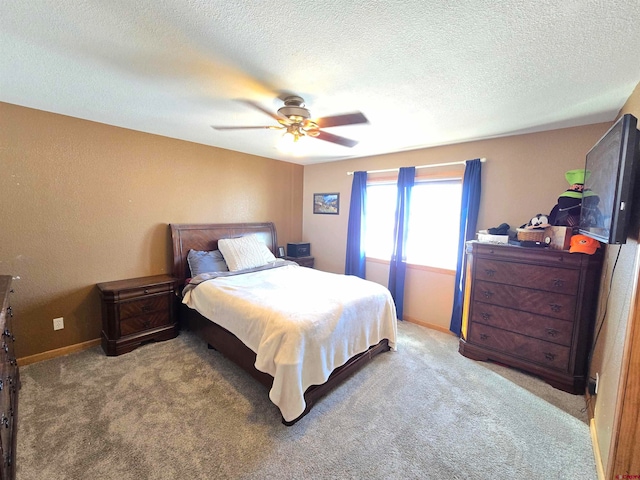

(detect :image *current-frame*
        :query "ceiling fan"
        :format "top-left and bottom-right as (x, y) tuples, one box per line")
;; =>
(211, 95), (369, 148)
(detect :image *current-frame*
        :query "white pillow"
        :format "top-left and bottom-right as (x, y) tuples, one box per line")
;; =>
(218, 234), (276, 272)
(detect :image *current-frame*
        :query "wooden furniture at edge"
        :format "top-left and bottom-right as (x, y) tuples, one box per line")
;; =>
(284, 256), (315, 268)
(0, 276), (19, 480)
(603, 246), (640, 479)
(97, 275), (179, 356)
(170, 222), (390, 425)
(459, 241), (603, 394)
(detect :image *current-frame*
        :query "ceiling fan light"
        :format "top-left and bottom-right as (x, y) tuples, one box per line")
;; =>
(278, 130), (307, 155)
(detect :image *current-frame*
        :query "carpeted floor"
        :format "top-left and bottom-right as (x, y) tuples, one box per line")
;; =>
(16, 322), (596, 479)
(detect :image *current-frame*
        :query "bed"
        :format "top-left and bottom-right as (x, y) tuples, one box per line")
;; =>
(170, 222), (397, 425)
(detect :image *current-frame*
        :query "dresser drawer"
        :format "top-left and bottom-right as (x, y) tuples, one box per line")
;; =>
(470, 303), (573, 346)
(119, 294), (170, 321)
(469, 323), (570, 371)
(472, 242), (584, 268)
(475, 258), (579, 295)
(120, 311), (171, 337)
(473, 280), (576, 321)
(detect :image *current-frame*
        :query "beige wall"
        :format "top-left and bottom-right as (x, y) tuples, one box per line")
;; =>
(303, 123), (610, 330)
(0, 102), (303, 358)
(589, 82), (640, 477)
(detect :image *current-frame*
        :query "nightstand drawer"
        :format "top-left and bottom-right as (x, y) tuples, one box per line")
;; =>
(119, 294), (170, 321)
(111, 284), (173, 301)
(120, 311), (170, 336)
(285, 256), (314, 268)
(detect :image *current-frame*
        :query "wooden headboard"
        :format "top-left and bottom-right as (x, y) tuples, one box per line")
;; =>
(170, 222), (278, 286)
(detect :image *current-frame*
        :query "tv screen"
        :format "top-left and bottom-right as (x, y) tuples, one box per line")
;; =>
(579, 114), (639, 244)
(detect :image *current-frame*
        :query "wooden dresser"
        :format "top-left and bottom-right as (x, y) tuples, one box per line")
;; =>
(459, 242), (603, 394)
(0, 276), (19, 480)
(97, 275), (179, 356)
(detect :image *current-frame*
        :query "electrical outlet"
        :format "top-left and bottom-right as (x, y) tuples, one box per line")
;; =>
(53, 317), (64, 331)
(595, 373), (599, 395)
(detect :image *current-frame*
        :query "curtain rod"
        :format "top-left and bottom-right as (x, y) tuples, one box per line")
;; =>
(346, 157), (486, 175)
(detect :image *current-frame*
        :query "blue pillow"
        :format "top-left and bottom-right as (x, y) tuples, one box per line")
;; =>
(187, 249), (229, 276)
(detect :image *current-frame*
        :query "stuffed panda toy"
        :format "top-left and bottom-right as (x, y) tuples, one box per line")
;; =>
(521, 213), (550, 230)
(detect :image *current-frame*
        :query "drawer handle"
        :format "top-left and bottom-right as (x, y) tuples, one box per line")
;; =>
(144, 289), (149, 294)
(484, 269), (496, 277)
(2, 344), (7, 354)
(545, 328), (558, 337)
(9, 358), (16, 367)
(0, 416), (8, 428)
(0, 379), (3, 392)
(141, 304), (152, 312)
(479, 333), (489, 340)
(6, 306), (11, 317)
(557, 257), (564, 262)
(544, 352), (556, 361)
(553, 279), (564, 288)
(3, 329), (15, 342)
(480, 312), (491, 321)
(482, 290), (493, 299)
(549, 303), (562, 313)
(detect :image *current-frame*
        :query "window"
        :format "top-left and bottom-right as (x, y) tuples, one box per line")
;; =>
(364, 178), (462, 270)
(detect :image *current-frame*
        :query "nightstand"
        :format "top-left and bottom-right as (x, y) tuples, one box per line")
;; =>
(285, 256), (315, 268)
(97, 274), (178, 356)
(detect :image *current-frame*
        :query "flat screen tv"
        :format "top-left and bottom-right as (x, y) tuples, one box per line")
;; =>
(579, 113), (640, 244)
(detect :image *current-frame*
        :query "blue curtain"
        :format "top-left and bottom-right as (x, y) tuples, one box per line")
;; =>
(345, 171), (368, 278)
(388, 167), (415, 320)
(449, 159), (482, 336)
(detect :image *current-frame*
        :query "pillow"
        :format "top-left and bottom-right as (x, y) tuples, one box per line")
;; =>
(218, 234), (276, 272)
(187, 249), (229, 276)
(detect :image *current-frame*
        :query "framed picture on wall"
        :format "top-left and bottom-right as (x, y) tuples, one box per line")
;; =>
(313, 193), (339, 215)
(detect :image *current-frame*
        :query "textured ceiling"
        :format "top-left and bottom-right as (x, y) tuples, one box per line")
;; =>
(2, 1), (640, 165)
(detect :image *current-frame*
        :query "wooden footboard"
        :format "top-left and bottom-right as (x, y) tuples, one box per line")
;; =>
(182, 303), (390, 425)
(289, 335), (390, 426)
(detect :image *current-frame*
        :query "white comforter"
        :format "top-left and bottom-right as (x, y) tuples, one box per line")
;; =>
(183, 264), (397, 422)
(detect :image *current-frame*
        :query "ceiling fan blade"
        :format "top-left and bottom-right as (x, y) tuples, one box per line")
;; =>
(276, 90), (298, 102)
(239, 100), (287, 123)
(314, 130), (359, 148)
(211, 125), (283, 130)
(314, 112), (368, 128)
